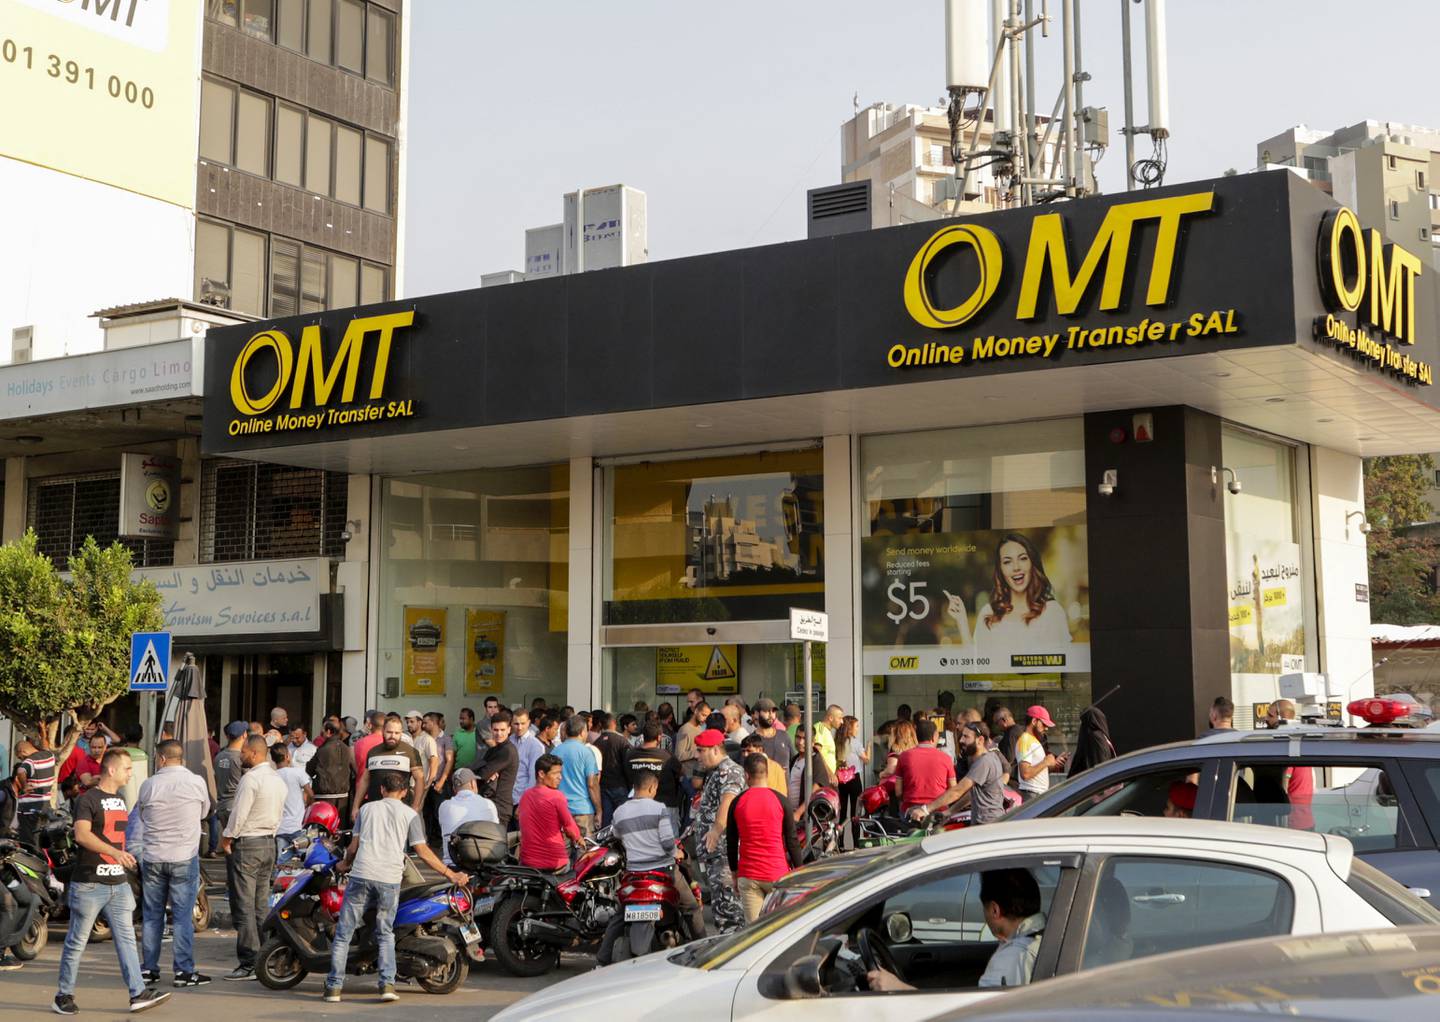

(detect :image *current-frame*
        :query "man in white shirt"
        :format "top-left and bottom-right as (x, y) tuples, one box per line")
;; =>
(220, 736), (287, 981)
(512, 713), (553, 810)
(271, 744), (313, 860)
(406, 711), (437, 785)
(437, 768), (499, 867)
(324, 772), (467, 1003)
(286, 726), (317, 769)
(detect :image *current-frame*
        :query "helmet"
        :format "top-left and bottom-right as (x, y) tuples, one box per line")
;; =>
(860, 785), (889, 815)
(303, 801), (340, 835)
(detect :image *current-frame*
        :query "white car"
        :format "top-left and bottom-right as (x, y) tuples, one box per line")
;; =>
(493, 817), (1440, 1022)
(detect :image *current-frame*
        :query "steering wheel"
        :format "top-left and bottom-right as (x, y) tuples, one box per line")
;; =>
(856, 927), (902, 982)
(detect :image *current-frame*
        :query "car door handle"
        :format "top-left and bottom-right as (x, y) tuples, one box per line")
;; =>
(1132, 893), (1186, 905)
(1408, 887), (1432, 899)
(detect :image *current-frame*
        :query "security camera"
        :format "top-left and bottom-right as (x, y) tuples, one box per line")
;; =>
(1097, 469), (1118, 497)
(1097, 481), (1115, 497)
(706, 626), (717, 636)
(1227, 480), (1242, 495)
(1220, 467), (1241, 495)
(1359, 520), (1373, 535)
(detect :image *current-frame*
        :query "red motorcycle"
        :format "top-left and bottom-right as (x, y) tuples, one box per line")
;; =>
(486, 828), (625, 976)
(601, 827), (701, 963)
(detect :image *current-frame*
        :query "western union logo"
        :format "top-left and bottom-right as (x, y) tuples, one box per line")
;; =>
(227, 311), (415, 436)
(901, 190), (1215, 331)
(888, 656), (919, 670)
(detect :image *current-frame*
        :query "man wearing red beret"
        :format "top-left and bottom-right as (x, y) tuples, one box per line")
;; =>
(1163, 781), (1198, 818)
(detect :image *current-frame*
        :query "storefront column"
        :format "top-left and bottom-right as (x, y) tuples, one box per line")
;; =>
(567, 456), (596, 710)
(1311, 447), (1374, 710)
(823, 435), (860, 721)
(1085, 406), (1230, 751)
(340, 473), (371, 716)
(2, 457), (25, 542)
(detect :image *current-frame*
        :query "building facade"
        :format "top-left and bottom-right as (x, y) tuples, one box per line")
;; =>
(201, 171), (1440, 751)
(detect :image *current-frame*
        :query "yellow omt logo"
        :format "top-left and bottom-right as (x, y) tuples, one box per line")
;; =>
(229, 311), (414, 416)
(888, 656), (920, 670)
(902, 223), (1003, 329)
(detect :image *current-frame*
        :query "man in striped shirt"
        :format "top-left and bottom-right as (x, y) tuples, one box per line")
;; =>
(13, 738), (57, 846)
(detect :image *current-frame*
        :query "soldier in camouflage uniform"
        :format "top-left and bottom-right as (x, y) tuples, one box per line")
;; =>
(693, 730), (745, 931)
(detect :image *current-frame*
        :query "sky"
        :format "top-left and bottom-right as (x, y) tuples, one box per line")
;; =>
(403, 0), (1440, 298)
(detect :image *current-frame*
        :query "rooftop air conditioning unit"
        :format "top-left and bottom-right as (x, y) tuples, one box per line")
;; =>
(198, 277), (231, 308)
(11, 325), (33, 364)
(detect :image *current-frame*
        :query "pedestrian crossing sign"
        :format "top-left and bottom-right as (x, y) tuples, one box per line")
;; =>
(130, 631), (171, 691)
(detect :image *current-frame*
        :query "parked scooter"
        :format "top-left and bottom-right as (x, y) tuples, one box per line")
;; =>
(255, 829), (476, 994)
(487, 827), (626, 977)
(600, 826), (701, 963)
(0, 836), (59, 960)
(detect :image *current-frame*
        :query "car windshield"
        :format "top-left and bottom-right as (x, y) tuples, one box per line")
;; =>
(671, 843), (925, 970)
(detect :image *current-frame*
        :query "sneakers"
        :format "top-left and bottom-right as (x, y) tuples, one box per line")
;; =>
(129, 988), (172, 1013)
(140, 969), (160, 984)
(0, 951), (23, 971)
(52, 994), (78, 1016)
(223, 965), (255, 981)
(378, 983), (398, 1002)
(322, 986), (342, 1003)
(173, 972), (210, 987)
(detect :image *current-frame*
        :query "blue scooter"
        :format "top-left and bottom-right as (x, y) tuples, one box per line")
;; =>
(255, 832), (478, 994)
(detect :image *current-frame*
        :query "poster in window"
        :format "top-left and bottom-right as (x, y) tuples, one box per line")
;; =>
(1227, 536), (1304, 675)
(860, 526), (1090, 675)
(403, 606), (445, 696)
(655, 645), (738, 695)
(465, 609), (505, 696)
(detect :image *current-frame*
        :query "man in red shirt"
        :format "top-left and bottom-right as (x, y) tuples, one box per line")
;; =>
(894, 718), (955, 813)
(59, 732), (105, 800)
(726, 753), (802, 922)
(517, 754), (583, 872)
(352, 710), (386, 773)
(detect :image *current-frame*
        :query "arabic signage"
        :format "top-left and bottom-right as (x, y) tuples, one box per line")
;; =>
(464, 609), (505, 696)
(655, 645), (738, 695)
(1227, 535), (1305, 676)
(135, 559), (322, 638)
(0, 338), (200, 421)
(118, 452), (179, 540)
(403, 606), (446, 696)
(861, 526), (1090, 676)
(207, 173), (1363, 459)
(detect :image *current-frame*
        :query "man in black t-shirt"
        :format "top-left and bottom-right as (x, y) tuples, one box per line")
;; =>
(591, 711), (632, 827)
(479, 712), (519, 828)
(53, 748), (171, 1015)
(354, 716), (424, 812)
(623, 722), (685, 834)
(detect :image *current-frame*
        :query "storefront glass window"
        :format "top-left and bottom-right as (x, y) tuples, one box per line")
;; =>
(859, 419), (1091, 740)
(1222, 426), (1315, 726)
(603, 448), (824, 625)
(378, 466), (570, 718)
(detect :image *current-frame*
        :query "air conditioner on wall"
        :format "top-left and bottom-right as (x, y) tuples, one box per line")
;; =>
(11, 325), (32, 364)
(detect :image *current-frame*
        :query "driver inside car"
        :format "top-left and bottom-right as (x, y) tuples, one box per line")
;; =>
(866, 868), (1044, 991)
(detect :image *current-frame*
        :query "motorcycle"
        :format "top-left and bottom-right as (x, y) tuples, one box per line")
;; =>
(447, 820), (515, 965)
(1, 836), (59, 960)
(254, 830), (476, 994)
(802, 787), (842, 861)
(487, 826), (625, 977)
(604, 827), (701, 963)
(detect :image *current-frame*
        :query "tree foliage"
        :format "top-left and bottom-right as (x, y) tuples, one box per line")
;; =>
(0, 532), (163, 756)
(1364, 455), (1440, 625)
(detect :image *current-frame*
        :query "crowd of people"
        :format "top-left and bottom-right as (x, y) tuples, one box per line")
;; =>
(1, 688), (1109, 1011)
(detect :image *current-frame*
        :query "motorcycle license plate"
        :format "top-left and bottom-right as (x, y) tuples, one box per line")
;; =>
(459, 922), (482, 945)
(624, 905), (662, 922)
(472, 895), (496, 916)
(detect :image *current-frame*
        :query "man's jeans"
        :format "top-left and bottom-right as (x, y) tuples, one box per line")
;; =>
(58, 881), (145, 998)
(326, 876), (399, 989)
(142, 857), (200, 974)
(229, 837), (276, 969)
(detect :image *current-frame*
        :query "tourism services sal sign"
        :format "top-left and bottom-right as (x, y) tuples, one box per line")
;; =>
(136, 559), (322, 637)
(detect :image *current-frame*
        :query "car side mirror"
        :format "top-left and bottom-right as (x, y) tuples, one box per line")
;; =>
(884, 911), (913, 944)
(784, 954), (827, 999)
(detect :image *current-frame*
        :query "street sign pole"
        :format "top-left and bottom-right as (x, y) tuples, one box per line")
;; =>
(789, 608), (828, 858)
(130, 631), (172, 761)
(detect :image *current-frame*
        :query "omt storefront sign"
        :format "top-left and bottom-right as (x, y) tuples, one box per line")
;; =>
(889, 189), (1241, 370)
(1313, 205), (1433, 385)
(225, 310), (416, 436)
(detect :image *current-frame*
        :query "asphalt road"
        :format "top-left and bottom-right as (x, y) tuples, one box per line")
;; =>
(8, 919), (591, 1020)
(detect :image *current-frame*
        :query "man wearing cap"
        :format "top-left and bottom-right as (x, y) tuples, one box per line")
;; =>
(1016, 706), (1066, 799)
(751, 698), (791, 768)
(694, 729), (745, 932)
(213, 721), (247, 863)
(437, 769), (499, 867)
(1163, 781), (1198, 819)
